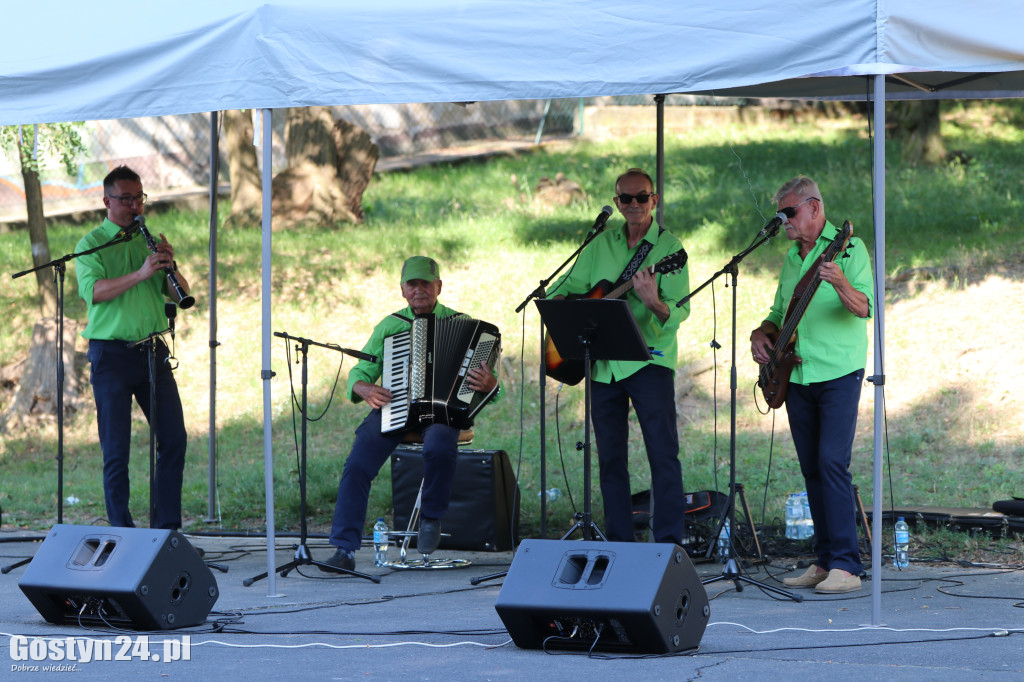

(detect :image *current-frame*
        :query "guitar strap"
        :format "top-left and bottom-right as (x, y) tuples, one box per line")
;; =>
(616, 227), (664, 283)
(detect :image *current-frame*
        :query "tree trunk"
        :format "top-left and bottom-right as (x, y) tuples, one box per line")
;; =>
(223, 110), (263, 228)
(892, 100), (946, 165)
(0, 317), (82, 432)
(286, 106), (338, 167)
(271, 106), (377, 228)
(19, 145), (56, 314)
(332, 118), (378, 223)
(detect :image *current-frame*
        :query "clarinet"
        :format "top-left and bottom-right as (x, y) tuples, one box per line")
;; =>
(132, 216), (195, 310)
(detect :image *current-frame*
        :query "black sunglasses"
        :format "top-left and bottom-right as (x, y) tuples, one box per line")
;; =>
(616, 192), (654, 204)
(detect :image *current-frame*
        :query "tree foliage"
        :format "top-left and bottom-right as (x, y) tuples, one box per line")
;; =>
(0, 122), (86, 175)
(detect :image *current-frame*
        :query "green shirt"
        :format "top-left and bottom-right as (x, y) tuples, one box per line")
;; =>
(346, 301), (501, 404)
(547, 220), (690, 382)
(763, 220), (874, 385)
(75, 218), (169, 341)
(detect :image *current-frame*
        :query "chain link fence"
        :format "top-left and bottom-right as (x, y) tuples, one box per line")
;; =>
(0, 98), (595, 223)
(0, 94), (753, 223)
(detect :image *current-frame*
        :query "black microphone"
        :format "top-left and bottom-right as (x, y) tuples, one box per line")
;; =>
(338, 347), (379, 363)
(589, 205), (614, 235)
(119, 216), (142, 240)
(165, 301), (177, 341)
(348, 349), (379, 363)
(760, 206), (797, 237)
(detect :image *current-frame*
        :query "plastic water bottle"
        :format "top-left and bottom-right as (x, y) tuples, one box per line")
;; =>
(785, 493), (802, 539)
(716, 519), (731, 563)
(894, 517), (910, 569)
(539, 488), (562, 502)
(799, 491), (814, 540)
(373, 517), (390, 567)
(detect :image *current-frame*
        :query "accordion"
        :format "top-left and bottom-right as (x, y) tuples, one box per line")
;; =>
(381, 314), (501, 433)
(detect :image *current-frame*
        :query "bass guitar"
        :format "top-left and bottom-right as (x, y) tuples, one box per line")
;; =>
(544, 249), (687, 385)
(758, 220), (853, 408)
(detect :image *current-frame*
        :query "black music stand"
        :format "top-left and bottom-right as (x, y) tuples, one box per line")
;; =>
(244, 333), (380, 586)
(535, 298), (651, 541)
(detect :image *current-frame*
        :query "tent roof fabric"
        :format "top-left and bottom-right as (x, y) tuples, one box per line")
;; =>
(5, 1), (1024, 125)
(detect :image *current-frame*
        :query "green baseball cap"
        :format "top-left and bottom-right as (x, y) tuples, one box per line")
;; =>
(400, 256), (440, 283)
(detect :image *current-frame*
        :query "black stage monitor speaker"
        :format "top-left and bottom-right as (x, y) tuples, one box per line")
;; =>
(19, 524), (219, 630)
(392, 447), (520, 551)
(494, 539), (710, 654)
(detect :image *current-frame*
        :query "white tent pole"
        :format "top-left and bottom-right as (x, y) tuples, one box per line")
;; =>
(655, 95), (665, 228)
(206, 111), (220, 523)
(260, 108), (281, 597)
(870, 74), (886, 626)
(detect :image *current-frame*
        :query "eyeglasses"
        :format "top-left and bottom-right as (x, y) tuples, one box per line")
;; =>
(616, 192), (654, 204)
(780, 196), (819, 216)
(107, 193), (148, 206)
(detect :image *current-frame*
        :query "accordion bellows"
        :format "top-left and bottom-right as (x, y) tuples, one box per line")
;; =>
(382, 314), (500, 433)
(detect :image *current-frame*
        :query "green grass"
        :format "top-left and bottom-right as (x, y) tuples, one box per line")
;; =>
(2, 102), (1023, 557)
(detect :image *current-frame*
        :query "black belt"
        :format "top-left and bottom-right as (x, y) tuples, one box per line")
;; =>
(90, 338), (165, 350)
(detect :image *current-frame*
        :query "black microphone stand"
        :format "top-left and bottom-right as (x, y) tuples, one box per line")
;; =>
(128, 328), (175, 528)
(678, 220), (799, 602)
(471, 218), (609, 586)
(244, 332), (380, 585)
(3, 232), (135, 575)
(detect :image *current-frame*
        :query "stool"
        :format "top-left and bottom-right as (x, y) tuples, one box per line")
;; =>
(389, 429), (474, 570)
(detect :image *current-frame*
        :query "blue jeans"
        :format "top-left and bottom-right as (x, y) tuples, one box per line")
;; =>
(88, 339), (187, 530)
(591, 364), (686, 544)
(786, 369), (865, 575)
(329, 409), (459, 552)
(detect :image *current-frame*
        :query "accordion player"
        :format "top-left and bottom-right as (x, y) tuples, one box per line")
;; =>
(381, 313), (501, 433)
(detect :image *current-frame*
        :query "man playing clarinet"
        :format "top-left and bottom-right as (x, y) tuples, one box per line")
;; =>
(75, 165), (191, 530)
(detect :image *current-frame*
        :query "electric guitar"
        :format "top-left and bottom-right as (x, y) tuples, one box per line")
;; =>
(758, 221), (853, 408)
(544, 249), (688, 386)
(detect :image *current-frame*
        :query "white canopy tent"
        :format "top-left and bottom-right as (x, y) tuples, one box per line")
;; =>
(4, 0), (1024, 619)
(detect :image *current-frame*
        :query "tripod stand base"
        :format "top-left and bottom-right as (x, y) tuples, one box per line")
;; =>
(243, 543), (380, 585)
(389, 556), (472, 570)
(1, 557), (32, 574)
(702, 558), (802, 602)
(560, 512), (607, 541)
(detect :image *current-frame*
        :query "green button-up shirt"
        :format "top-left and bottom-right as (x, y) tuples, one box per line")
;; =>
(763, 220), (874, 385)
(547, 220), (690, 382)
(75, 218), (169, 341)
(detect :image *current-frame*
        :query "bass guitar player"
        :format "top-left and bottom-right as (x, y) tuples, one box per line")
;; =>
(749, 176), (874, 595)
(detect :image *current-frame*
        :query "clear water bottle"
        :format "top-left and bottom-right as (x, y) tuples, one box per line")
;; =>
(716, 519), (731, 563)
(785, 493), (801, 539)
(373, 517), (390, 567)
(539, 488), (562, 502)
(894, 517), (910, 569)
(799, 491), (814, 540)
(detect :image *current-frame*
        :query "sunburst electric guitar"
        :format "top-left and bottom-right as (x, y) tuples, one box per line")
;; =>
(544, 249), (688, 386)
(758, 220), (853, 408)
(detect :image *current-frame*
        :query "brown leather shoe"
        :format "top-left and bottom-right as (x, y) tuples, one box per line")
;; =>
(815, 568), (862, 594)
(782, 564), (828, 588)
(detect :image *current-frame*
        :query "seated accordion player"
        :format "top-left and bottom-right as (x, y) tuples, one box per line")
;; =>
(381, 314), (501, 433)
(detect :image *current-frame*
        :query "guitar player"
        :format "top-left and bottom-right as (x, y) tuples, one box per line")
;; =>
(750, 176), (874, 594)
(547, 167), (691, 546)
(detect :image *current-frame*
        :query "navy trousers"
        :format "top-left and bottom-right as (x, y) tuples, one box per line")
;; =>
(329, 409), (459, 552)
(786, 369), (865, 575)
(87, 338), (187, 530)
(590, 364), (686, 544)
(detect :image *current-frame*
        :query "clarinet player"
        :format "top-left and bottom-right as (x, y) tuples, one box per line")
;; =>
(74, 165), (191, 530)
